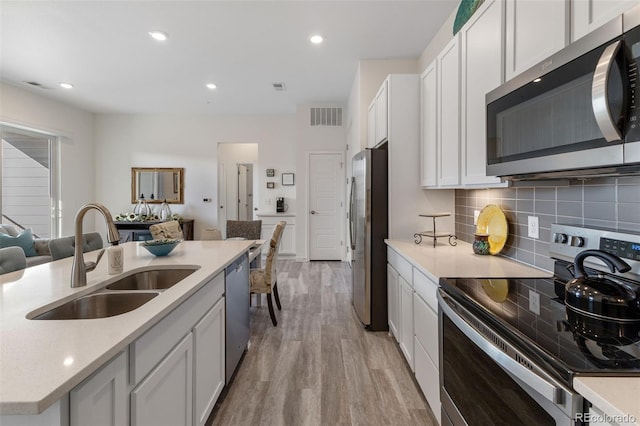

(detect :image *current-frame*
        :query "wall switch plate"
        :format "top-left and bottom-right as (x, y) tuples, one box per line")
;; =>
(529, 290), (540, 315)
(528, 216), (539, 239)
(474, 210), (480, 225)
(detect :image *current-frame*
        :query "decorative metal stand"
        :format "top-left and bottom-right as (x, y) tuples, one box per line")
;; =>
(414, 213), (457, 247)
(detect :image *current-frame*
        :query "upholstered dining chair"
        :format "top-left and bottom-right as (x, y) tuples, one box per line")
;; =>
(49, 233), (104, 261)
(226, 220), (262, 240)
(149, 220), (184, 240)
(0, 246), (27, 274)
(249, 221), (286, 326)
(200, 228), (222, 240)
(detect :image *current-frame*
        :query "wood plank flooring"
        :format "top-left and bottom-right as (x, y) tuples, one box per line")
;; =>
(208, 260), (437, 426)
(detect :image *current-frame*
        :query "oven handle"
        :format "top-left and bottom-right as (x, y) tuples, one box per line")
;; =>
(438, 291), (562, 404)
(592, 40), (623, 142)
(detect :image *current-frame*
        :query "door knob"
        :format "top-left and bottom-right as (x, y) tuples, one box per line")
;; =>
(310, 210), (316, 214)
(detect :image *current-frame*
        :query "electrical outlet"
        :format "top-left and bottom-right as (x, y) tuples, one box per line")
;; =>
(529, 290), (540, 315)
(474, 210), (480, 225)
(528, 216), (539, 239)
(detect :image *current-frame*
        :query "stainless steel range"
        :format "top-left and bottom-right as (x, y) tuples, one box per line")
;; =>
(438, 224), (640, 426)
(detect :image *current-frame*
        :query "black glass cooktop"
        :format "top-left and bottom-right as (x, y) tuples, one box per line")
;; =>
(439, 274), (640, 385)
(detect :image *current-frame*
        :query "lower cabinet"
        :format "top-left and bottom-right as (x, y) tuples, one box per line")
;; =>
(131, 334), (194, 426)
(70, 351), (127, 426)
(193, 297), (225, 426)
(398, 275), (415, 371)
(387, 246), (442, 422)
(387, 264), (399, 339)
(258, 215), (296, 256)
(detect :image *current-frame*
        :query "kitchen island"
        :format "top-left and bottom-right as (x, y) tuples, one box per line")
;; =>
(0, 240), (255, 424)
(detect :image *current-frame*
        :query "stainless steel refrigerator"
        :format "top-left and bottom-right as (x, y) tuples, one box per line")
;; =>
(349, 146), (388, 331)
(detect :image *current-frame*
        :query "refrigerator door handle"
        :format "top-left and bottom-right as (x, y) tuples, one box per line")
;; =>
(349, 177), (356, 250)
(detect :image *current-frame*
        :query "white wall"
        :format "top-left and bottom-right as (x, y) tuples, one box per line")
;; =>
(295, 105), (347, 261)
(0, 83), (97, 236)
(418, 8), (457, 71)
(94, 114), (296, 240)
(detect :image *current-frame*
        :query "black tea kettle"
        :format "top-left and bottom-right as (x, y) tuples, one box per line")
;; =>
(565, 250), (638, 320)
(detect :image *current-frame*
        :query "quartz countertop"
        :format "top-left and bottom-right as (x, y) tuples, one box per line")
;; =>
(574, 377), (640, 426)
(384, 239), (552, 281)
(0, 240), (254, 415)
(386, 239), (640, 424)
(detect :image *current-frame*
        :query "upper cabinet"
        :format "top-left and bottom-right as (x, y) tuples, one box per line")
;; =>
(460, 0), (506, 187)
(367, 80), (389, 148)
(437, 36), (462, 187)
(505, 0), (569, 81)
(420, 63), (437, 187)
(572, 0), (639, 42)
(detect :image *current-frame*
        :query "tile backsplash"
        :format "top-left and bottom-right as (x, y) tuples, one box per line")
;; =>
(454, 176), (640, 272)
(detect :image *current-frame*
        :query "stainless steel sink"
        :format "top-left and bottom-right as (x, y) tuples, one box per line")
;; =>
(32, 292), (159, 320)
(105, 268), (197, 291)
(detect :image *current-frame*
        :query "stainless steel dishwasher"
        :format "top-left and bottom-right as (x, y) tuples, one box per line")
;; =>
(224, 252), (249, 383)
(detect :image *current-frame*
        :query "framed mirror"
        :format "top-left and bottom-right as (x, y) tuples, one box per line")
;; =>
(131, 167), (184, 204)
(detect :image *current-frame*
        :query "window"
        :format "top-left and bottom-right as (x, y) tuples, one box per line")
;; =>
(1, 125), (59, 238)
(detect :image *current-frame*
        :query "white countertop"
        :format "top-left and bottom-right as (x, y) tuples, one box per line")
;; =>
(385, 239), (552, 280)
(574, 377), (640, 426)
(255, 212), (295, 217)
(0, 240), (255, 415)
(386, 239), (640, 424)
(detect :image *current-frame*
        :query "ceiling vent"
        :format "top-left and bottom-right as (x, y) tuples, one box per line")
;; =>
(310, 107), (343, 127)
(272, 82), (286, 91)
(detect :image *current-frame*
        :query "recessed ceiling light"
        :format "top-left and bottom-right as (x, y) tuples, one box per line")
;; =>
(59, 82), (74, 89)
(533, 78), (542, 83)
(206, 83), (217, 90)
(149, 31), (168, 41)
(310, 35), (323, 44)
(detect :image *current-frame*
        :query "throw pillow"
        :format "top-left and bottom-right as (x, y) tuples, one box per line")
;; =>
(0, 228), (38, 257)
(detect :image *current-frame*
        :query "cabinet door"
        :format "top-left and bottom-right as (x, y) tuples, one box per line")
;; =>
(572, 0), (636, 42)
(132, 334), (193, 426)
(413, 293), (439, 367)
(386, 263), (399, 339)
(375, 80), (389, 144)
(414, 337), (441, 425)
(70, 351), (127, 426)
(437, 35), (461, 187)
(398, 275), (414, 371)
(505, 0), (569, 81)
(367, 101), (376, 148)
(420, 62), (438, 187)
(193, 297), (225, 426)
(460, 0), (505, 186)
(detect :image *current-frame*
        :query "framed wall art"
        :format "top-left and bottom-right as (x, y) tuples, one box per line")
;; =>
(266, 182), (275, 189)
(282, 173), (294, 186)
(266, 168), (275, 177)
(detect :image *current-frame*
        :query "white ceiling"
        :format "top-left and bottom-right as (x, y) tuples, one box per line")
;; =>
(1, 1), (458, 115)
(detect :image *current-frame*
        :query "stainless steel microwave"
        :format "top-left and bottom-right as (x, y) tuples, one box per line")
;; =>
(486, 5), (640, 180)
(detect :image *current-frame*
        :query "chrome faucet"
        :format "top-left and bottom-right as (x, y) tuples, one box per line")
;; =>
(71, 203), (121, 288)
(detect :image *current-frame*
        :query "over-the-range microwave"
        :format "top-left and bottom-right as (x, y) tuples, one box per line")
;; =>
(486, 4), (640, 181)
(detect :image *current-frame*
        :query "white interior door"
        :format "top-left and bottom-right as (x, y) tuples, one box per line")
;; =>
(309, 152), (343, 260)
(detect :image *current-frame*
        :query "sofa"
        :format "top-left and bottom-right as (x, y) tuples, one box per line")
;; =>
(0, 224), (53, 267)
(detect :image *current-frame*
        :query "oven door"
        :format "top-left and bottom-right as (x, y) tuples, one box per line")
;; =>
(438, 290), (583, 426)
(486, 19), (629, 178)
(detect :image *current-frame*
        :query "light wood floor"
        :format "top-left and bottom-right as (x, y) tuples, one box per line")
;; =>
(208, 260), (437, 426)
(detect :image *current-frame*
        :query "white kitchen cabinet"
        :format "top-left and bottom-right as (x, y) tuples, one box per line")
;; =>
(193, 297), (225, 426)
(437, 34), (461, 187)
(414, 337), (441, 425)
(398, 274), (415, 371)
(420, 62), (438, 187)
(375, 80), (389, 145)
(69, 351), (127, 426)
(258, 214), (295, 256)
(131, 334), (193, 426)
(367, 101), (376, 148)
(505, 0), (569, 81)
(572, 0), (637, 42)
(460, 0), (506, 187)
(386, 263), (400, 339)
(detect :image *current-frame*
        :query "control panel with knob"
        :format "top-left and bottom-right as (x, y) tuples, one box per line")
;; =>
(553, 233), (568, 244)
(570, 236), (585, 247)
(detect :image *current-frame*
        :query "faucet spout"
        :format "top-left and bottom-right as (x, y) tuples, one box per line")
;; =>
(71, 203), (120, 288)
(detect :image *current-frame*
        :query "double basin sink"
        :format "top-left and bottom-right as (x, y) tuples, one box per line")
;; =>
(31, 268), (198, 320)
